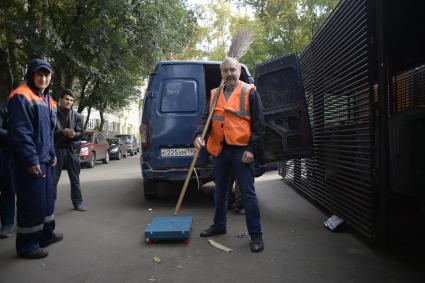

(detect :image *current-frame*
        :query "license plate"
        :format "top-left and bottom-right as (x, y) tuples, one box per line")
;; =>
(161, 147), (196, 157)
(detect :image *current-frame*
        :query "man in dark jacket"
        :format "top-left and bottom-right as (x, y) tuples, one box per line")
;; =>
(0, 101), (15, 238)
(54, 89), (86, 211)
(8, 58), (63, 259)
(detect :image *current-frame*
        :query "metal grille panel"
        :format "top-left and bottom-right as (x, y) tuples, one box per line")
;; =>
(392, 64), (425, 113)
(278, 0), (375, 238)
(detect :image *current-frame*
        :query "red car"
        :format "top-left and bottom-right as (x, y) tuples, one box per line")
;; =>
(80, 130), (110, 168)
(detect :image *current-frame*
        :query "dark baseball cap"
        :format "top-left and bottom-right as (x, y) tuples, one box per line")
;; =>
(28, 58), (54, 74)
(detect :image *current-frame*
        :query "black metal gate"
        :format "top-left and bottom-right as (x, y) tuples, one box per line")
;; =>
(278, 0), (375, 239)
(279, 0), (425, 245)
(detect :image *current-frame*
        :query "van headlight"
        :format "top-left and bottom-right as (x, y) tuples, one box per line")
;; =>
(110, 147), (118, 153)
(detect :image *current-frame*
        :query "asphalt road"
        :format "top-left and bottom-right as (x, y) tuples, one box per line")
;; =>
(0, 155), (423, 282)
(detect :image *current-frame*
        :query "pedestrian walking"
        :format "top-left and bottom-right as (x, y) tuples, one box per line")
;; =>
(8, 58), (63, 259)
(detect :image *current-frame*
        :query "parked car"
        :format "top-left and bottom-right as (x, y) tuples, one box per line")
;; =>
(106, 137), (128, 160)
(80, 130), (110, 168)
(140, 55), (313, 199)
(115, 134), (139, 156)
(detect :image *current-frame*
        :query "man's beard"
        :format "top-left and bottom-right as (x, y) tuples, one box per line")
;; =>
(226, 79), (238, 90)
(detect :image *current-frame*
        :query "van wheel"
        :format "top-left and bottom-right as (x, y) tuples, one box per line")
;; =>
(88, 152), (96, 168)
(143, 179), (158, 200)
(102, 152), (110, 164)
(116, 151), (121, 160)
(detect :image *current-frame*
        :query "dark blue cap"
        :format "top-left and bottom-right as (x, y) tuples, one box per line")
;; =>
(28, 58), (54, 74)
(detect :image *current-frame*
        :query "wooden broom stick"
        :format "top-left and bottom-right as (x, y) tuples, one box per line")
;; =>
(173, 95), (218, 215)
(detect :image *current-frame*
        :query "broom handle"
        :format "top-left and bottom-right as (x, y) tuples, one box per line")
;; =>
(174, 94), (218, 215)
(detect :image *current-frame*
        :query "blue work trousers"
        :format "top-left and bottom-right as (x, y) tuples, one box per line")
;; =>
(213, 145), (262, 236)
(0, 151), (15, 226)
(13, 163), (57, 255)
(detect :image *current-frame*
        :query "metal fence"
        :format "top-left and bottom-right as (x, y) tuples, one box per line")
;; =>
(278, 0), (375, 239)
(391, 64), (425, 114)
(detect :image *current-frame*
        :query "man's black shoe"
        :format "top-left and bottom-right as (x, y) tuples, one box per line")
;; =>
(18, 248), (49, 259)
(200, 225), (226, 237)
(0, 225), (13, 238)
(75, 204), (87, 211)
(40, 232), (64, 248)
(250, 234), (264, 253)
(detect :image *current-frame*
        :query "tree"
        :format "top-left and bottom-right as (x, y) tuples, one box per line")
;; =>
(0, 1), (30, 99)
(0, 0), (197, 120)
(238, 0), (339, 73)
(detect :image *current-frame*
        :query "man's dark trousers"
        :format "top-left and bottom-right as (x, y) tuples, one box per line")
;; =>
(213, 144), (262, 236)
(0, 151), (15, 226)
(55, 147), (82, 208)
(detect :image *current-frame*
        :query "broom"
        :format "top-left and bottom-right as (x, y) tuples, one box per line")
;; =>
(174, 27), (253, 215)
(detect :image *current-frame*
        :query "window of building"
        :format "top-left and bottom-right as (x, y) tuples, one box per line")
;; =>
(88, 118), (94, 129)
(109, 121), (113, 131)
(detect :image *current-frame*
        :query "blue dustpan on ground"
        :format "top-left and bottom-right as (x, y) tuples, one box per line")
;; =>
(144, 216), (193, 243)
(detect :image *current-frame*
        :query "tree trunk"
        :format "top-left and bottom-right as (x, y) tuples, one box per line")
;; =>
(77, 78), (90, 113)
(27, 0), (37, 59)
(64, 63), (75, 89)
(4, 40), (14, 93)
(52, 68), (62, 101)
(99, 108), (105, 133)
(83, 105), (92, 130)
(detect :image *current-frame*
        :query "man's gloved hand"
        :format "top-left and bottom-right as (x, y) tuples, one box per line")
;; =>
(194, 136), (205, 149)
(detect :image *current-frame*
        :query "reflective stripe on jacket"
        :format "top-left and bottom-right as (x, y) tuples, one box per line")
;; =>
(206, 81), (255, 156)
(8, 83), (57, 167)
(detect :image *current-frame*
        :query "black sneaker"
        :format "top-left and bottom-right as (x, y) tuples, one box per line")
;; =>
(250, 234), (264, 253)
(18, 248), (49, 259)
(200, 225), (226, 237)
(74, 204), (87, 211)
(40, 232), (64, 248)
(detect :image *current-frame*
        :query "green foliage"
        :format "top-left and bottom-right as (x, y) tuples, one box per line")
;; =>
(170, 0), (338, 78)
(239, 0), (339, 73)
(0, 0), (197, 115)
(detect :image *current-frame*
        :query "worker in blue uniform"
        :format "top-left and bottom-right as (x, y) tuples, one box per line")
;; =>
(0, 100), (15, 238)
(8, 59), (63, 259)
(0, 81), (24, 239)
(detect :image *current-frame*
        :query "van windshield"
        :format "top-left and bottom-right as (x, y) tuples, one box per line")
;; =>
(116, 135), (131, 142)
(107, 138), (120, 145)
(81, 133), (93, 142)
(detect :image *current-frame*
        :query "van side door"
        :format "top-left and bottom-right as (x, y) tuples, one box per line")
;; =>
(255, 53), (313, 162)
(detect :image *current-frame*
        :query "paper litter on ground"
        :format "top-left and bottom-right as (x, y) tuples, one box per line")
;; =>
(207, 239), (233, 252)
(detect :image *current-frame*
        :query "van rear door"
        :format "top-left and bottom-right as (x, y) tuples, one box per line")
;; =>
(255, 54), (313, 162)
(147, 63), (209, 169)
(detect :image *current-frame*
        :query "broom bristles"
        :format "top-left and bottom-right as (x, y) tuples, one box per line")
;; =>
(227, 27), (253, 60)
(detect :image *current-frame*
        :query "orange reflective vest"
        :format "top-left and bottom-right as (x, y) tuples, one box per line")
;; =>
(206, 81), (255, 156)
